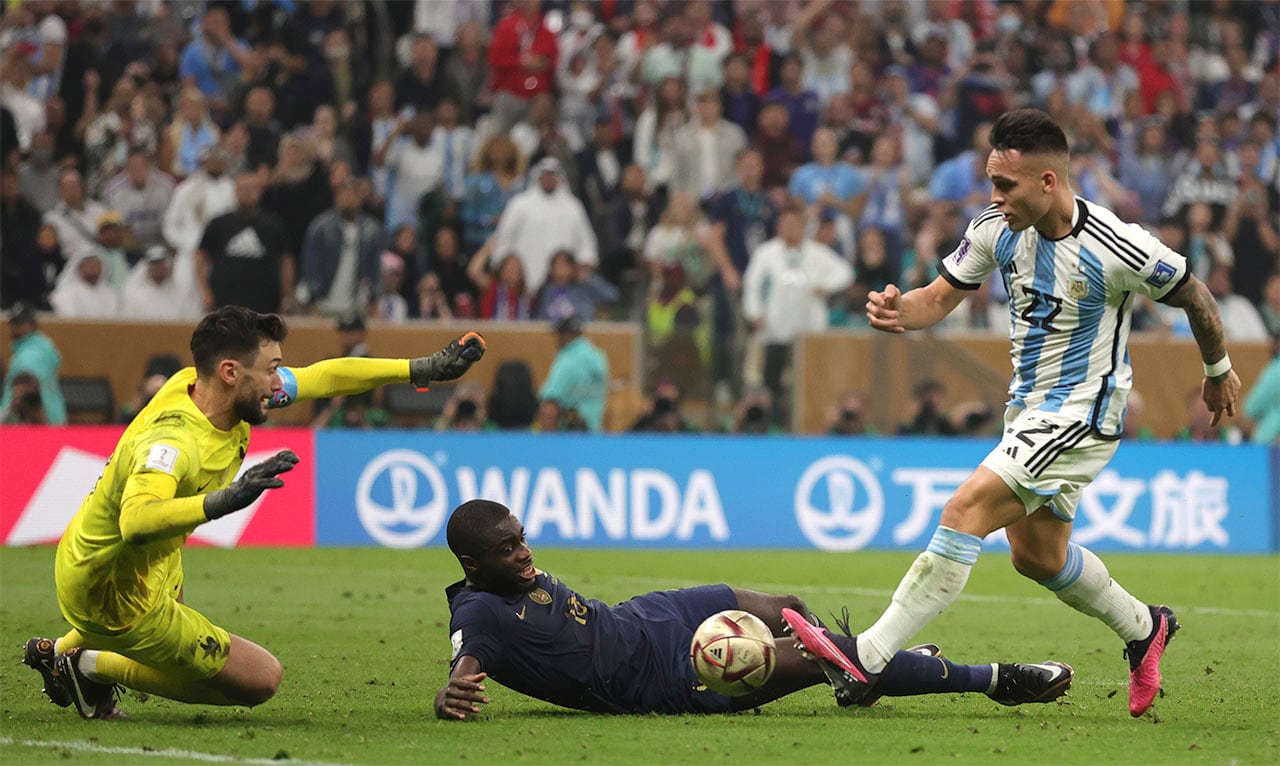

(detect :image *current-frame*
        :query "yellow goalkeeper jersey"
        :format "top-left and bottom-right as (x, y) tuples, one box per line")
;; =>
(54, 357), (409, 633)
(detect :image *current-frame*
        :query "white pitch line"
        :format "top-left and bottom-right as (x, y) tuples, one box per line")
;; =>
(0, 738), (354, 766)
(577, 574), (1280, 620)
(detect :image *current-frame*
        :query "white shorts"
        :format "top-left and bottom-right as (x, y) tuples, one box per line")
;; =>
(980, 407), (1119, 521)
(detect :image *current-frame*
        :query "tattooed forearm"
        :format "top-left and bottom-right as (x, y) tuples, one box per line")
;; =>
(1163, 275), (1227, 366)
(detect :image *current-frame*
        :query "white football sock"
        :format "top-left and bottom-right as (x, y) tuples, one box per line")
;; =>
(1039, 543), (1152, 643)
(76, 649), (110, 682)
(856, 526), (981, 673)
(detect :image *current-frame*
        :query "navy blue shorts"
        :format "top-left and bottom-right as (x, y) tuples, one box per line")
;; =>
(607, 584), (738, 713)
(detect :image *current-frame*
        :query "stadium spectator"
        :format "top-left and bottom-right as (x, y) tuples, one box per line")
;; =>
(765, 54), (821, 155)
(574, 116), (629, 227)
(396, 33), (452, 115)
(43, 168), (107, 262)
(488, 0), (558, 134)
(1161, 138), (1237, 222)
(90, 210), (136, 295)
(645, 262), (705, 363)
(599, 164), (659, 294)
(1119, 122), (1177, 224)
(82, 74), (159, 198)
(103, 148), (174, 253)
(487, 359), (539, 431)
(928, 122), (993, 230)
(22, 308), (485, 720)
(160, 88), (221, 180)
(425, 227), (476, 316)
(788, 127), (861, 243)
(371, 253), (410, 322)
(375, 110), (444, 232)
(532, 249), (619, 322)
(616, 0), (660, 84)
(433, 98), (476, 202)
(1204, 264), (1270, 343)
(750, 102), (804, 193)
(309, 104), (354, 170)
(0, 302), (65, 425)
(121, 245), (192, 321)
(17, 129), (59, 213)
(437, 381), (490, 433)
(161, 145), (236, 277)
(510, 93), (583, 184)
(349, 79), (399, 202)
(468, 249), (532, 321)
(537, 314), (608, 433)
(1222, 165), (1279, 309)
(670, 88), (747, 202)
(261, 134), (334, 264)
(0, 166), (49, 309)
(742, 204), (852, 416)
(1, 370), (47, 424)
(298, 179), (382, 319)
(0, 48), (44, 152)
(727, 385), (779, 435)
(790, 0), (850, 109)
(461, 133), (526, 255)
(881, 66), (941, 188)
(632, 75), (687, 194)
(644, 190), (716, 292)
(826, 390), (870, 436)
(629, 379), (698, 434)
(196, 172), (294, 314)
(442, 20), (492, 126)
(178, 6), (249, 120)
(415, 271), (454, 320)
(50, 250), (119, 319)
(854, 135), (908, 268)
(241, 86), (283, 174)
(719, 53), (762, 138)
(491, 157), (598, 290)
(706, 147), (776, 395)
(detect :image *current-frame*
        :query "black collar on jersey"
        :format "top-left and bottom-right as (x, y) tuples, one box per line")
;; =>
(1043, 197), (1090, 242)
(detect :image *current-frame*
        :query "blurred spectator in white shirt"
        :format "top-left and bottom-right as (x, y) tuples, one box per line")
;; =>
(50, 250), (120, 318)
(121, 245), (195, 320)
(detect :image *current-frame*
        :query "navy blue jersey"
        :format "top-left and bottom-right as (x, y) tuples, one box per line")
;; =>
(446, 573), (737, 714)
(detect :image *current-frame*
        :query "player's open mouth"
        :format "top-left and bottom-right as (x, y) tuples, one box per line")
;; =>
(518, 564), (535, 580)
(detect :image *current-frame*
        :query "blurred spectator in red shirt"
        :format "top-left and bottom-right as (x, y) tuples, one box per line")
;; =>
(489, 0), (559, 134)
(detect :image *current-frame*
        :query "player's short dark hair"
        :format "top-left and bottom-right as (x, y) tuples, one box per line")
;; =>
(447, 500), (512, 559)
(989, 109), (1069, 158)
(190, 306), (288, 377)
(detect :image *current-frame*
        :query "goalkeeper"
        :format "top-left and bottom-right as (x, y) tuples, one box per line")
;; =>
(23, 306), (486, 720)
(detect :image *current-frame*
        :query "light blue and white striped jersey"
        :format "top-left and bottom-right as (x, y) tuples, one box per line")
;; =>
(938, 198), (1190, 438)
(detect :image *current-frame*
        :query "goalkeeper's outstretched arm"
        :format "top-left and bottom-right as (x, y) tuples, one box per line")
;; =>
(271, 332), (487, 407)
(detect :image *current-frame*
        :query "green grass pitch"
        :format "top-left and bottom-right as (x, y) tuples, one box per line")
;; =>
(2, 546), (1277, 765)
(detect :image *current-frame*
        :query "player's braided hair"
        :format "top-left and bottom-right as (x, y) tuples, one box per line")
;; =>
(190, 306), (288, 377)
(447, 499), (513, 559)
(989, 108), (1070, 157)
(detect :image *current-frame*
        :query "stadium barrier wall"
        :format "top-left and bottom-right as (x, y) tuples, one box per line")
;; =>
(3, 319), (1271, 438)
(4, 427), (1272, 553)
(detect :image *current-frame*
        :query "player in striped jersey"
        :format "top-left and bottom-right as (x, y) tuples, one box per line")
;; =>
(785, 108), (1241, 718)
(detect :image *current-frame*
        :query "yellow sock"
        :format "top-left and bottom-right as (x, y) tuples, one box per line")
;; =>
(54, 629), (84, 654)
(92, 651), (230, 704)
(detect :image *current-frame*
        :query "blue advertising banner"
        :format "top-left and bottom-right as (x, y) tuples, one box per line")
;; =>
(314, 432), (1276, 553)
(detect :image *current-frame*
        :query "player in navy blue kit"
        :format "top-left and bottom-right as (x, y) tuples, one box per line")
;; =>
(435, 500), (1074, 719)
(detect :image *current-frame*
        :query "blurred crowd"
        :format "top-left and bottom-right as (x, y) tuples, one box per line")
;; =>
(0, 0), (1277, 438)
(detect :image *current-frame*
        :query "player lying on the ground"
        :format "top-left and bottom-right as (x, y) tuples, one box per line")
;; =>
(23, 306), (486, 720)
(434, 500), (1073, 719)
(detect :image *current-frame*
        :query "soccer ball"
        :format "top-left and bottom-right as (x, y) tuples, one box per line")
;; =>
(689, 610), (777, 697)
